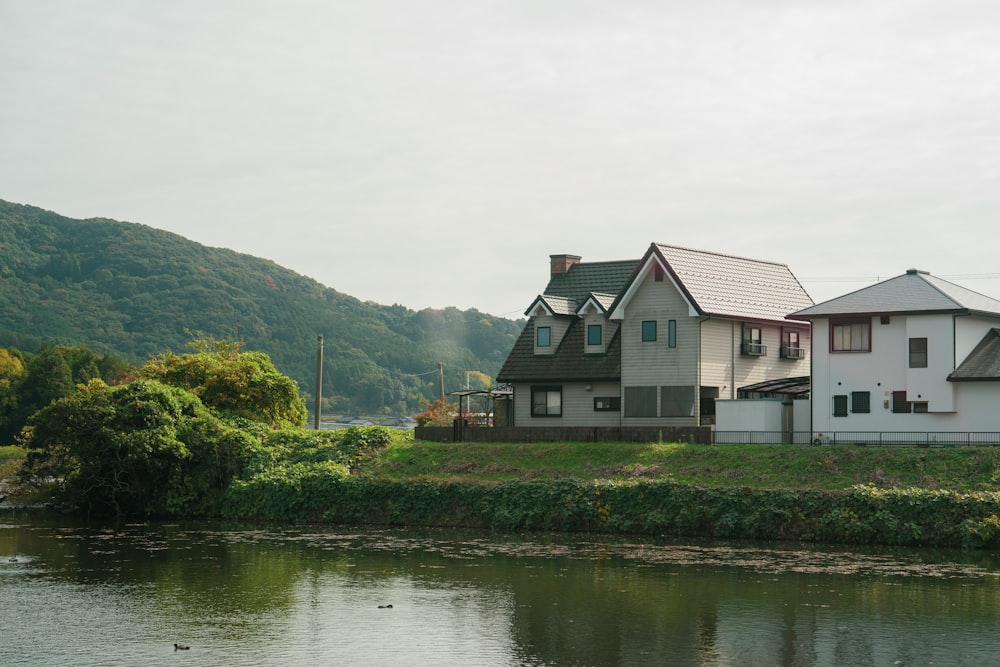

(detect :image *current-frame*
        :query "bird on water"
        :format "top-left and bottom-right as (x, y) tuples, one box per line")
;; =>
(174, 643), (191, 650)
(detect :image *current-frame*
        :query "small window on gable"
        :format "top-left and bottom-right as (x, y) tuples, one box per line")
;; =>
(536, 326), (551, 347)
(668, 320), (677, 348)
(587, 324), (602, 346)
(642, 321), (657, 342)
(909, 338), (928, 368)
(654, 265), (664, 282)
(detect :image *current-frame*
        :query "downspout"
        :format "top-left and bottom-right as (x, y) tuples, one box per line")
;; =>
(731, 319), (736, 399)
(697, 314), (711, 426)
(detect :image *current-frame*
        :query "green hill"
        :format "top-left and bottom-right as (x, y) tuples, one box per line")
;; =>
(0, 199), (523, 416)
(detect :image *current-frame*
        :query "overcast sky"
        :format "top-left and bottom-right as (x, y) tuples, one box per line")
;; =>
(3, 0), (999, 318)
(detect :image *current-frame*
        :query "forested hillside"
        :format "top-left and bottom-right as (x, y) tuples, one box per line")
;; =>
(0, 199), (523, 416)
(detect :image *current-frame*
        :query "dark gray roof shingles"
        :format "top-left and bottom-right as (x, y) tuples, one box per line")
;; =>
(497, 319), (621, 382)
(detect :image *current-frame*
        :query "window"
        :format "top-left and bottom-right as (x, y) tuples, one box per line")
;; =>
(660, 385), (695, 417)
(831, 319), (870, 352)
(624, 386), (657, 417)
(668, 320), (677, 348)
(587, 324), (602, 346)
(741, 325), (765, 356)
(781, 329), (805, 359)
(913, 401), (929, 413)
(536, 326), (551, 347)
(851, 391), (871, 414)
(892, 390), (911, 414)
(594, 397), (621, 411)
(654, 265), (664, 282)
(642, 320), (657, 342)
(909, 338), (928, 368)
(833, 395), (848, 417)
(531, 386), (562, 416)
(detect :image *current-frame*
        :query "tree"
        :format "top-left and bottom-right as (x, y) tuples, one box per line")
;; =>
(0, 348), (27, 443)
(140, 338), (307, 429)
(16, 379), (260, 516)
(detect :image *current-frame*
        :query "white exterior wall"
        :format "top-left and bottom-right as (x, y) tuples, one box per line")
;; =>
(511, 381), (622, 427)
(810, 312), (1000, 435)
(715, 399), (784, 432)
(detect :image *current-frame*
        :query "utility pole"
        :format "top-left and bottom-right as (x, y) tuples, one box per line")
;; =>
(314, 335), (323, 430)
(438, 362), (445, 401)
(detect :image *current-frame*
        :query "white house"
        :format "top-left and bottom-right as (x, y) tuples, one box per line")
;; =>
(789, 269), (1000, 442)
(497, 244), (814, 428)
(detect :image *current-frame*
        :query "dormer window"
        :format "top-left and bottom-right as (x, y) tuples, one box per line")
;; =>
(587, 324), (602, 346)
(536, 326), (551, 347)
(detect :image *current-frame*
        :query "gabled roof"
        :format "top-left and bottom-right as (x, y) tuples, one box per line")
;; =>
(789, 270), (1000, 319)
(610, 243), (814, 323)
(537, 260), (639, 315)
(497, 319), (621, 383)
(577, 292), (617, 315)
(949, 328), (1000, 382)
(525, 294), (576, 317)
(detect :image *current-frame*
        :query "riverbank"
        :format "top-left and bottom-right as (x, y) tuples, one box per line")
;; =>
(8, 438), (1000, 548)
(219, 439), (1000, 549)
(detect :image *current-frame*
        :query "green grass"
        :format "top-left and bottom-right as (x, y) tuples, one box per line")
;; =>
(366, 440), (1000, 492)
(0, 446), (25, 461)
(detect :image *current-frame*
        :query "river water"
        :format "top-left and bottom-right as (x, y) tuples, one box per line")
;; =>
(2, 516), (999, 666)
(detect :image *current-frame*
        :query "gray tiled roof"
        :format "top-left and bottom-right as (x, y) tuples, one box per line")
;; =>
(527, 294), (577, 316)
(790, 270), (1000, 319)
(541, 260), (639, 312)
(497, 319), (621, 382)
(949, 329), (1000, 381)
(579, 292), (617, 313)
(654, 244), (814, 323)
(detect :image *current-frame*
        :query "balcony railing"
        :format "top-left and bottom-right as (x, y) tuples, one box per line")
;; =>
(780, 345), (805, 359)
(741, 342), (767, 356)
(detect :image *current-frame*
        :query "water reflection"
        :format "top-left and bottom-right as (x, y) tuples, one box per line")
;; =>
(2, 516), (999, 666)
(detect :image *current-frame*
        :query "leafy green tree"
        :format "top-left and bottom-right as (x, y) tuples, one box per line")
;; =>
(0, 348), (27, 443)
(140, 338), (307, 429)
(16, 379), (262, 516)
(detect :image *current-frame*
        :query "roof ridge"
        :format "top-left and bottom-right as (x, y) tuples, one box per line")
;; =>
(655, 242), (790, 268)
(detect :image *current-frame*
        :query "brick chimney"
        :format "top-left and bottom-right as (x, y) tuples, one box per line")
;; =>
(550, 254), (582, 276)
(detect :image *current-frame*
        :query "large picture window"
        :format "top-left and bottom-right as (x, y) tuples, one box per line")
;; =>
(831, 319), (870, 352)
(531, 386), (562, 416)
(660, 385), (695, 417)
(624, 386), (657, 417)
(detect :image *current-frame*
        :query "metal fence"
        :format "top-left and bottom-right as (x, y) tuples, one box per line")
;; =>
(712, 431), (1000, 446)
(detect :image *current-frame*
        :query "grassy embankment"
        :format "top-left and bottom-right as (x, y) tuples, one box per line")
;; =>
(365, 439), (1000, 492)
(221, 437), (1000, 549)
